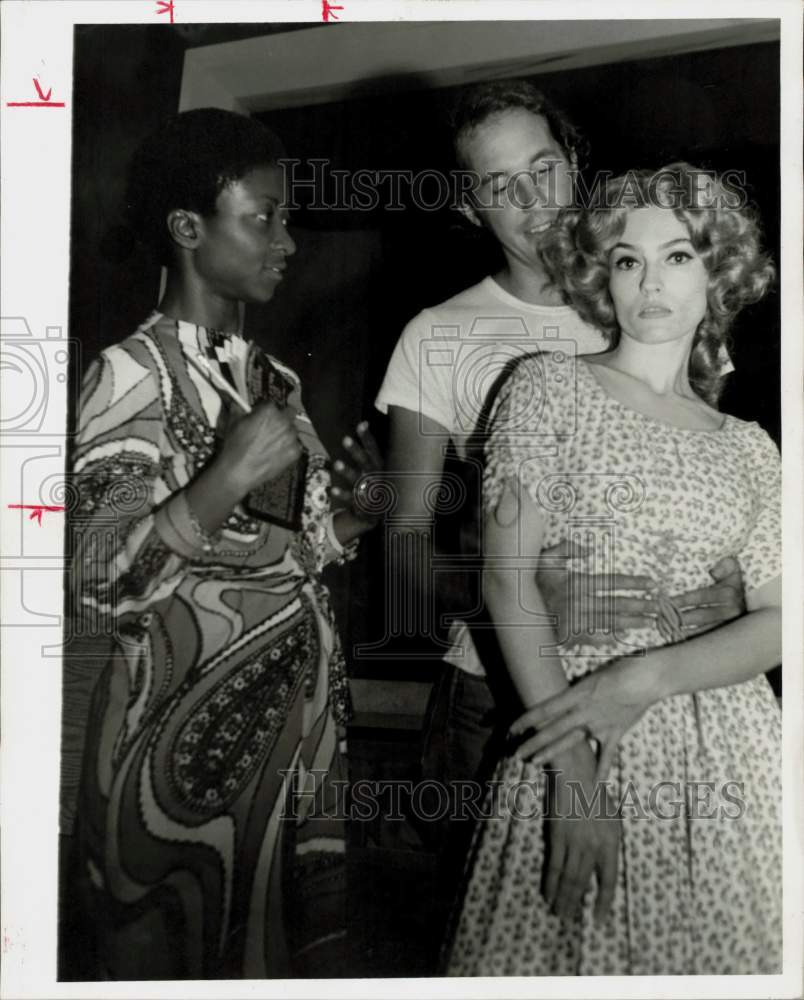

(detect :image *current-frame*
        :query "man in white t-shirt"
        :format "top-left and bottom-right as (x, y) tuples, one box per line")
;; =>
(374, 81), (744, 862)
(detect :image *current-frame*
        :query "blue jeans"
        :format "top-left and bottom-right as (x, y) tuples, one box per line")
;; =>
(420, 665), (504, 941)
(447, 668), (496, 784)
(422, 664), (497, 787)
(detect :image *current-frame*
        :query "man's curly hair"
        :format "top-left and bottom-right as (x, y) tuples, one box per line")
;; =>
(539, 163), (775, 405)
(450, 79), (589, 171)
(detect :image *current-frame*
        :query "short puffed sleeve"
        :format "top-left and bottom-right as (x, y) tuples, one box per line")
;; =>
(737, 423), (781, 592)
(482, 353), (570, 517)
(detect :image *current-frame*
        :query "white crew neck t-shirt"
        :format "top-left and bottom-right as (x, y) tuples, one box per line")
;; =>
(375, 276), (607, 676)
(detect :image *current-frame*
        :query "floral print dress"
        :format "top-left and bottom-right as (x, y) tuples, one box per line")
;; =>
(444, 355), (782, 976)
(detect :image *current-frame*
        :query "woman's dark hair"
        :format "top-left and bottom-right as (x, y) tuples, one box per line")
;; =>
(539, 163), (775, 405)
(450, 79), (589, 171)
(125, 108), (286, 264)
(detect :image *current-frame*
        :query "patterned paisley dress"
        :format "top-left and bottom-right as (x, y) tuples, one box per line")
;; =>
(72, 312), (353, 979)
(444, 355), (782, 976)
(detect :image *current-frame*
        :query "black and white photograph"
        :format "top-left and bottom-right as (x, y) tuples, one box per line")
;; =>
(1, 4), (802, 998)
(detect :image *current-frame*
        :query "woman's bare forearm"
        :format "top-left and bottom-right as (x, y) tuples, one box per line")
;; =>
(184, 459), (246, 534)
(483, 480), (573, 710)
(646, 604), (781, 703)
(483, 568), (570, 710)
(484, 567), (597, 775)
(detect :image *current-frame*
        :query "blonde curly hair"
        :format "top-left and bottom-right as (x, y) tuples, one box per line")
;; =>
(540, 163), (775, 405)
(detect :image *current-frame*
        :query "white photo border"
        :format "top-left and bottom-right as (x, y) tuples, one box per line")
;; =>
(1, 2), (801, 998)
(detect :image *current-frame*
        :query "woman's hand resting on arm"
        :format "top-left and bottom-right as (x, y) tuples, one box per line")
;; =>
(511, 656), (658, 781)
(511, 575), (781, 779)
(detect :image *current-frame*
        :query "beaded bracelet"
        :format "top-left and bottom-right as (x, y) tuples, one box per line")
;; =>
(324, 511), (345, 556)
(165, 491), (222, 555)
(325, 511), (359, 565)
(184, 499), (221, 554)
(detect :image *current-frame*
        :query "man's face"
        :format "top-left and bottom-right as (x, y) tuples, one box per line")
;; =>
(458, 108), (576, 269)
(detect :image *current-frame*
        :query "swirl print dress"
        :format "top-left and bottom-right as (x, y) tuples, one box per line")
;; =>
(444, 355), (782, 976)
(71, 313), (354, 979)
